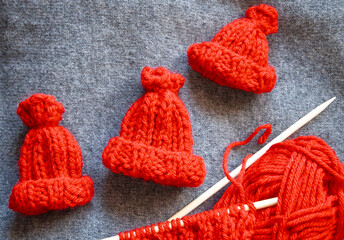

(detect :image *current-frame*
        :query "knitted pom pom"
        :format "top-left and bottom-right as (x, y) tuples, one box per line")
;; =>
(141, 66), (185, 93)
(245, 4), (278, 35)
(17, 94), (65, 128)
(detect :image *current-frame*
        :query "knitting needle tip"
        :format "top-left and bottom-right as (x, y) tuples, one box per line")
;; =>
(327, 97), (336, 105)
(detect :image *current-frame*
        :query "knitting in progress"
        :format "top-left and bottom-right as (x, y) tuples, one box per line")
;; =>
(114, 125), (344, 239)
(188, 4), (278, 94)
(103, 66), (206, 187)
(9, 94), (94, 215)
(119, 203), (256, 240)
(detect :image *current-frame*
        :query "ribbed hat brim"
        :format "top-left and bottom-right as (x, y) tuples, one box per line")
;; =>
(188, 41), (276, 94)
(102, 137), (206, 187)
(9, 176), (94, 215)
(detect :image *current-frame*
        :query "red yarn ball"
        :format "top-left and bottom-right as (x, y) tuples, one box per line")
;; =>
(17, 94), (65, 128)
(215, 136), (344, 240)
(141, 66), (185, 93)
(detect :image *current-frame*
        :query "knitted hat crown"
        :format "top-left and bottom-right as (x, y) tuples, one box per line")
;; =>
(9, 94), (94, 215)
(188, 4), (278, 94)
(103, 67), (206, 187)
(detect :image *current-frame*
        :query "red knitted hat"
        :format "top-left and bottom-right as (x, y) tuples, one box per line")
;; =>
(188, 4), (278, 94)
(102, 67), (206, 187)
(9, 94), (94, 215)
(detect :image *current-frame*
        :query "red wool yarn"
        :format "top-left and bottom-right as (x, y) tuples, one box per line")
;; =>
(103, 67), (206, 187)
(188, 4), (278, 94)
(116, 125), (344, 239)
(215, 135), (344, 240)
(9, 94), (94, 215)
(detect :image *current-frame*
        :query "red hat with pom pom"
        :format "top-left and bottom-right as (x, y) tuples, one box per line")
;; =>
(188, 4), (278, 94)
(9, 94), (94, 215)
(102, 67), (206, 187)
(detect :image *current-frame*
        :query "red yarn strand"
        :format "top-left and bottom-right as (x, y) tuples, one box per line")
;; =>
(222, 124), (272, 203)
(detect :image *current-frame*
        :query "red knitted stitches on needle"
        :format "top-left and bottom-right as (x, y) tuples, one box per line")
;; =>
(188, 4), (278, 94)
(119, 203), (256, 240)
(103, 67), (206, 187)
(9, 94), (94, 215)
(215, 135), (344, 240)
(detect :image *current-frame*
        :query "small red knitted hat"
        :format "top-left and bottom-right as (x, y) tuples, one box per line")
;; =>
(102, 67), (206, 187)
(9, 94), (94, 215)
(188, 4), (278, 94)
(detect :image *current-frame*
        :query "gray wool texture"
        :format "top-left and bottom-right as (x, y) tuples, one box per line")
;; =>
(0, 0), (343, 239)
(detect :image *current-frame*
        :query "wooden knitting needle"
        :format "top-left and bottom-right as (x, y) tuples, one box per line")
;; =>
(167, 97), (336, 221)
(103, 197), (278, 240)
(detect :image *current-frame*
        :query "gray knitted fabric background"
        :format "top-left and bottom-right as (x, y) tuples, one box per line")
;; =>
(1, 0), (343, 239)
